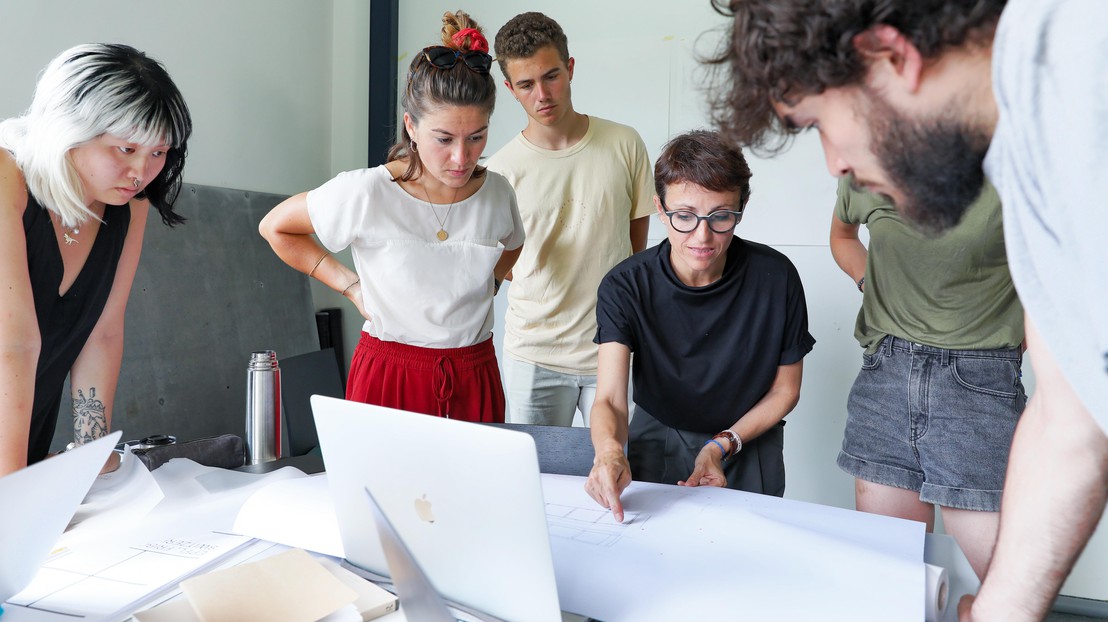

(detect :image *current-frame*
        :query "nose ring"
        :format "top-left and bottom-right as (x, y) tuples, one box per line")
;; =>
(133, 178), (141, 188)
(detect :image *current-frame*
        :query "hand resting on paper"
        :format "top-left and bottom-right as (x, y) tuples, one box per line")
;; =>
(677, 443), (726, 488)
(585, 447), (632, 523)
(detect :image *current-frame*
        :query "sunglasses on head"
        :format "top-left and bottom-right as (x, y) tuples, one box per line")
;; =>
(421, 46), (493, 74)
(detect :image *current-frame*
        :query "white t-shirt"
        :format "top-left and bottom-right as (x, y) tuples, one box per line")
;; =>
(307, 166), (524, 348)
(986, 0), (1108, 432)
(487, 116), (655, 375)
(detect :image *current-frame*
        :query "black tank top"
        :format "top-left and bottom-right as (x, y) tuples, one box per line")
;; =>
(24, 195), (130, 463)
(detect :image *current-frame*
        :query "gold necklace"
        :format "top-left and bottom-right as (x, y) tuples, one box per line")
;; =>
(420, 182), (460, 241)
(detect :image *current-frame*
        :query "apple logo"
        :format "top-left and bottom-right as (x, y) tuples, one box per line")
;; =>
(414, 493), (435, 523)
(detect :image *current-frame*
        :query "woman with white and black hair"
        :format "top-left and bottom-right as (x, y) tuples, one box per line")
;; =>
(0, 43), (192, 476)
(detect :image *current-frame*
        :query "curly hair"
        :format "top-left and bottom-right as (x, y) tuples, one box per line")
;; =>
(388, 10), (496, 182)
(655, 130), (752, 208)
(493, 12), (570, 82)
(706, 0), (1004, 154)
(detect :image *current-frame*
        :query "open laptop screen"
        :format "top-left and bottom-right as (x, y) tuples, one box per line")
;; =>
(312, 396), (561, 622)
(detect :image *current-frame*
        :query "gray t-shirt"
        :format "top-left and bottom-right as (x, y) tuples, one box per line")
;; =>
(985, 0), (1108, 432)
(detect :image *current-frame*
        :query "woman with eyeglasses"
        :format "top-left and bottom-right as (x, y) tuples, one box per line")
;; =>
(0, 44), (191, 477)
(260, 10), (522, 423)
(584, 130), (815, 520)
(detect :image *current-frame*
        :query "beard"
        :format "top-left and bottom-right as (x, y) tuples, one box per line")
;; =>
(867, 95), (991, 235)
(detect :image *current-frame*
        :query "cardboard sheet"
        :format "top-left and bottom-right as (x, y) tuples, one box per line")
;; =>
(180, 549), (356, 622)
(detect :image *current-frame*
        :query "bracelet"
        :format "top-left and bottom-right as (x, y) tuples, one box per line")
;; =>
(494, 278), (502, 295)
(307, 252), (328, 278)
(713, 429), (742, 460)
(856, 276), (865, 292)
(341, 278), (360, 296)
(703, 439), (727, 460)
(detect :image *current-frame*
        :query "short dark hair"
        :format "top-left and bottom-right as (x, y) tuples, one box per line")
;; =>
(493, 12), (570, 82)
(654, 130), (752, 208)
(706, 0), (1004, 154)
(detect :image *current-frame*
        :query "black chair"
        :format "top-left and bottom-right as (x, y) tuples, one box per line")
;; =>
(280, 348), (345, 456)
(485, 423), (595, 476)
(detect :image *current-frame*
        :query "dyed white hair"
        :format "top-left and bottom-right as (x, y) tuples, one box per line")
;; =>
(0, 43), (191, 227)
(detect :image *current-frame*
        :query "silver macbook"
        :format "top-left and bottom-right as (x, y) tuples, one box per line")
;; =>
(311, 396), (561, 622)
(0, 431), (121, 603)
(362, 485), (458, 622)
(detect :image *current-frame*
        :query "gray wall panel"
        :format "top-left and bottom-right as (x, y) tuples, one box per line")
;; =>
(52, 184), (318, 449)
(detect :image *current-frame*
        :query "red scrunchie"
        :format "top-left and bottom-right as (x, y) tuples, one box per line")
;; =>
(451, 28), (489, 54)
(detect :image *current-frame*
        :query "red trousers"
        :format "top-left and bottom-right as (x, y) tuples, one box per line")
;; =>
(345, 332), (505, 423)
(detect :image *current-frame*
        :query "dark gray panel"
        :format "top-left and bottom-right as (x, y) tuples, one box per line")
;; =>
(52, 184), (319, 449)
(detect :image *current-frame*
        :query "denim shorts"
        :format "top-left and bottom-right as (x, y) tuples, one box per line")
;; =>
(837, 336), (1026, 511)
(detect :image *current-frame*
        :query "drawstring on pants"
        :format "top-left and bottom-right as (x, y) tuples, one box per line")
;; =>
(433, 355), (455, 417)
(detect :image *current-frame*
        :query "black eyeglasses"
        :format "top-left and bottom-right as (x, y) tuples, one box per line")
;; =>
(663, 209), (744, 234)
(421, 46), (493, 74)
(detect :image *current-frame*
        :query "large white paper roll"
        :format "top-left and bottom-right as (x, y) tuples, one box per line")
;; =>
(925, 562), (950, 622)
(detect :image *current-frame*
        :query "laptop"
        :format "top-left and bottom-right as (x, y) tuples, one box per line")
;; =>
(362, 485), (459, 622)
(0, 431), (121, 603)
(311, 396), (561, 622)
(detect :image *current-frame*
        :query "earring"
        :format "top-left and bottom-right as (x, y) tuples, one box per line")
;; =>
(410, 140), (417, 152)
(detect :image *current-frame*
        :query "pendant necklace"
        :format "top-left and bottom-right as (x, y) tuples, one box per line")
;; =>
(54, 214), (80, 245)
(421, 181), (460, 242)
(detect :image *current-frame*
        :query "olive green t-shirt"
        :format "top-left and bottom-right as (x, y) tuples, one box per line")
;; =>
(836, 178), (1024, 353)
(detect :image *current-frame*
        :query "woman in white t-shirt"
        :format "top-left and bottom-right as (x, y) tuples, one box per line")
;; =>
(260, 10), (523, 422)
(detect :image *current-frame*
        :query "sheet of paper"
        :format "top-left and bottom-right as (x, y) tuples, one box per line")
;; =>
(233, 475), (344, 557)
(541, 474), (926, 622)
(132, 543), (386, 622)
(65, 446), (164, 545)
(8, 531), (253, 618)
(132, 598), (202, 622)
(181, 548), (356, 622)
(5, 461), (309, 621)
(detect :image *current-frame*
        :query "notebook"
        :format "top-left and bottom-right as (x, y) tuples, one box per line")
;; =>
(311, 396), (561, 622)
(0, 431), (121, 603)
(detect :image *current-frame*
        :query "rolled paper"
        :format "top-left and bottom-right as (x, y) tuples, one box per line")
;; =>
(925, 562), (950, 622)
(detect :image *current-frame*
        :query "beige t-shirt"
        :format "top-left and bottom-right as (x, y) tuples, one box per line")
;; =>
(487, 116), (655, 374)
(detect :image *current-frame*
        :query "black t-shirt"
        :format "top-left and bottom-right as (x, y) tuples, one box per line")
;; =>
(595, 238), (815, 433)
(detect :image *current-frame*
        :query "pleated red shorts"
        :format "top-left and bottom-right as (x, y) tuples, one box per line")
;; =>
(345, 332), (505, 423)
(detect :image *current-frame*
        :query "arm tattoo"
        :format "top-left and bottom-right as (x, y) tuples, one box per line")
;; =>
(73, 387), (108, 445)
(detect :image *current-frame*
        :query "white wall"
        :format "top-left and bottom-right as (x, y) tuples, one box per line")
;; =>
(396, 0), (1105, 601)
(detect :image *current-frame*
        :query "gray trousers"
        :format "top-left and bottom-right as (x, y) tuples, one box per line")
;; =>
(627, 408), (786, 497)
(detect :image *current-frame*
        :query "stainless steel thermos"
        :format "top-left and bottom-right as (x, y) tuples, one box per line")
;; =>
(245, 350), (281, 465)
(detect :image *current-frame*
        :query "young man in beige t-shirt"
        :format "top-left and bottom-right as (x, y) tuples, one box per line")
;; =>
(487, 12), (654, 426)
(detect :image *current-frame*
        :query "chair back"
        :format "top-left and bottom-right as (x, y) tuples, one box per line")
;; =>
(281, 348), (345, 456)
(484, 423), (594, 476)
